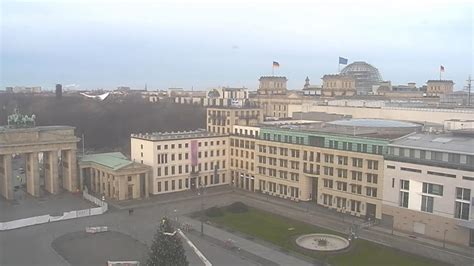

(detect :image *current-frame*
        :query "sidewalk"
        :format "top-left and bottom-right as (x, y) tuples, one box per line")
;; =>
(180, 216), (316, 266)
(234, 190), (474, 266)
(108, 186), (233, 210)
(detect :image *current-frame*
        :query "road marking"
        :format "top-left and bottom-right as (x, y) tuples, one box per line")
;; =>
(178, 229), (212, 266)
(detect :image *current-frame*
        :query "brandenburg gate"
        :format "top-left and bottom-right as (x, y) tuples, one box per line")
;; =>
(0, 110), (80, 200)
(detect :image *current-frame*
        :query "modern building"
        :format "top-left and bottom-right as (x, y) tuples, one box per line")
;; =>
(340, 61), (383, 95)
(426, 80), (454, 96)
(79, 152), (152, 200)
(130, 130), (230, 195)
(383, 131), (474, 246)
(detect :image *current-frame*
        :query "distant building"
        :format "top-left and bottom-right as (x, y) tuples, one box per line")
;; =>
(302, 77), (322, 96)
(321, 74), (356, 97)
(440, 91), (470, 106)
(55, 84), (62, 99)
(426, 80), (454, 96)
(6, 86), (42, 94)
(257, 76), (288, 95)
(340, 61), (383, 95)
(206, 87), (249, 107)
(444, 119), (474, 131)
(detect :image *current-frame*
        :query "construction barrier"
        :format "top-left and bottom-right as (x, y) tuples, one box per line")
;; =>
(0, 191), (108, 231)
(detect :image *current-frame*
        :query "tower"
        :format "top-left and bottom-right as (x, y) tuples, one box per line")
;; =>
(55, 84), (62, 99)
(304, 76), (310, 89)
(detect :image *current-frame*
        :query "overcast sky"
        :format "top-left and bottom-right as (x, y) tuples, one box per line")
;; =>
(1, 0), (472, 91)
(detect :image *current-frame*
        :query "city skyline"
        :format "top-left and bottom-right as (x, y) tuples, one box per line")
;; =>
(1, 0), (472, 90)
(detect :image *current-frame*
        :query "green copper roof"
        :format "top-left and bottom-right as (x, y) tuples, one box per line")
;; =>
(80, 152), (133, 170)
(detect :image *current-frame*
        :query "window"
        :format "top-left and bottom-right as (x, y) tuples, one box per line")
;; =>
(351, 171), (362, 181)
(421, 195), (434, 213)
(401, 167), (421, 173)
(367, 160), (378, 170)
(400, 179), (410, 190)
(399, 191), (409, 208)
(387, 165), (395, 169)
(366, 187), (377, 197)
(422, 183), (443, 196)
(427, 171), (456, 178)
(455, 188), (470, 220)
(352, 158), (363, 168)
(367, 173), (378, 184)
(157, 182), (161, 192)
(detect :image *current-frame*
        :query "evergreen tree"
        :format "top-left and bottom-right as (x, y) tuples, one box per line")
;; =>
(147, 217), (189, 266)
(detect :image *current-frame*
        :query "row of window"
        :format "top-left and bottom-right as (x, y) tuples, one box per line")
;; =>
(388, 147), (474, 166)
(322, 194), (363, 212)
(157, 174), (226, 192)
(157, 160), (225, 176)
(257, 167), (300, 181)
(322, 179), (378, 197)
(260, 180), (299, 198)
(230, 139), (256, 149)
(230, 158), (254, 171)
(399, 180), (471, 220)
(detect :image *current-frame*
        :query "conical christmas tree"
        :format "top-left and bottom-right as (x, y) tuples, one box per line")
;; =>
(147, 217), (189, 266)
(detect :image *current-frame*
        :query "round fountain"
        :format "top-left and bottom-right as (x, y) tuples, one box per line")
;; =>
(295, 233), (350, 252)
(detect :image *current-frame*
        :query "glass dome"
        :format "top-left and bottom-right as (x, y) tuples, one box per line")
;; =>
(340, 61), (382, 95)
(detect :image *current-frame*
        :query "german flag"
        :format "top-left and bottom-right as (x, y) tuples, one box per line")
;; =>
(273, 61), (280, 68)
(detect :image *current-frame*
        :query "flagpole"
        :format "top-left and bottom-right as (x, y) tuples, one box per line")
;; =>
(272, 65), (274, 76)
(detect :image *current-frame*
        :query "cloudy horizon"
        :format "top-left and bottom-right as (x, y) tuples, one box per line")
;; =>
(1, 0), (472, 91)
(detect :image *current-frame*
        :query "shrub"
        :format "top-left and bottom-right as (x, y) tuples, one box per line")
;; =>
(205, 207), (224, 217)
(227, 202), (248, 213)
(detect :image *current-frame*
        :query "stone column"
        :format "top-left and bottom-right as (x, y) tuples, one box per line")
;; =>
(44, 151), (59, 195)
(145, 171), (150, 198)
(62, 150), (77, 192)
(79, 167), (84, 192)
(26, 152), (40, 197)
(0, 154), (13, 200)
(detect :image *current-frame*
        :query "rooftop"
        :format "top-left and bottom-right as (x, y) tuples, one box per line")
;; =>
(131, 129), (226, 141)
(427, 80), (454, 83)
(327, 119), (420, 128)
(390, 132), (474, 155)
(0, 125), (75, 132)
(80, 152), (133, 170)
(262, 119), (419, 140)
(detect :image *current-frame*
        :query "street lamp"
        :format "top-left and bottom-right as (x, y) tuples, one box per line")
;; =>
(198, 182), (206, 236)
(342, 206), (346, 223)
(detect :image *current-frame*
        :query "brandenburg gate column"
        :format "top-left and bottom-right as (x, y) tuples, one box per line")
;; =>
(0, 154), (13, 200)
(62, 150), (78, 192)
(44, 150), (59, 194)
(26, 152), (40, 197)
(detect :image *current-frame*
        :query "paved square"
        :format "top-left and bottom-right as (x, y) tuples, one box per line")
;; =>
(52, 231), (148, 266)
(0, 191), (95, 222)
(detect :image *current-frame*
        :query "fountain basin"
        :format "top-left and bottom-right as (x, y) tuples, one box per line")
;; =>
(295, 233), (350, 251)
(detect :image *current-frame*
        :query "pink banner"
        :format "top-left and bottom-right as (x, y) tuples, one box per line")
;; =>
(191, 140), (198, 166)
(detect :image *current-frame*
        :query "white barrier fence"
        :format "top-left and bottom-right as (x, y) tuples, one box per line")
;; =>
(86, 226), (108, 233)
(0, 191), (108, 231)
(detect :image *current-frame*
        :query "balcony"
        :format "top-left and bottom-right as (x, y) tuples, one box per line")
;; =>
(303, 169), (320, 177)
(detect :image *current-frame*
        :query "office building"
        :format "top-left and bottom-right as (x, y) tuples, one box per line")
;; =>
(383, 131), (474, 246)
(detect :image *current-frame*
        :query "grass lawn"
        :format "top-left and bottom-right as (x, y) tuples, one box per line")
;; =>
(206, 207), (448, 266)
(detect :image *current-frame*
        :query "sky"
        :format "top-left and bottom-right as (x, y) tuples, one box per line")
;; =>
(1, 0), (473, 91)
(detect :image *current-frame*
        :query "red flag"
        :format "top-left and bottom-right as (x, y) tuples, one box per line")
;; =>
(440, 65), (445, 72)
